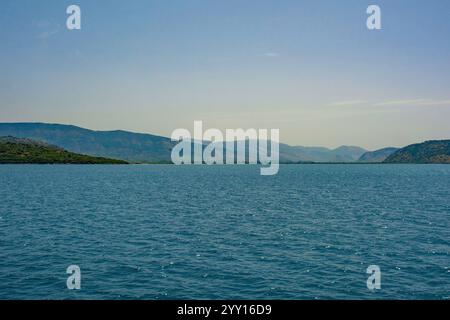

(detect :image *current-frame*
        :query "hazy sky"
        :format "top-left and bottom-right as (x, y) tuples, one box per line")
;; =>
(1, 0), (450, 150)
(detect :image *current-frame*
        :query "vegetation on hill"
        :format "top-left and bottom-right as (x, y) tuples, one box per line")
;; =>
(384, 140), (450, 164)
(0, 136), (128, 164)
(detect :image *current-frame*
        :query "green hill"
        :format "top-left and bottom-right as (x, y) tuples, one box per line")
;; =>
(384, 140), (450, 164)
(0, 136), (128, 164)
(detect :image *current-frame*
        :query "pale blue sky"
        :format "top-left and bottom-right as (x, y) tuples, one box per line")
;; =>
(1, 0), (450, 149)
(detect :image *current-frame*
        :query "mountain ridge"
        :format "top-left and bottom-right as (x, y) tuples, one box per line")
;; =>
(0, 122), (368, 163)
(358, 147), (400, 163)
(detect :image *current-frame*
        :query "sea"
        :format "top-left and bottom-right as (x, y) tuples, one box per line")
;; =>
(0, 164), (449, 299)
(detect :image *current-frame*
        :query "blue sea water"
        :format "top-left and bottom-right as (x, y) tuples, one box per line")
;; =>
(0, 164), (449, 300)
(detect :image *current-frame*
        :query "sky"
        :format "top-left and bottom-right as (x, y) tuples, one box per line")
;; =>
(0, 0), (450, 150)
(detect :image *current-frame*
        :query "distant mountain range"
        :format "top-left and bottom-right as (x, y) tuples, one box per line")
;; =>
(0, 136), (127, 164)
(358, 147), (399, 163)
(0, 123), (174, 163)
(0, 123), (368, 163)
(279, 144), (367, 163)
(0, 123), (449, 164)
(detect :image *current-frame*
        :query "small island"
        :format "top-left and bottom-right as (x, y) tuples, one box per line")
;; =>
(0, 136), (128, 164)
